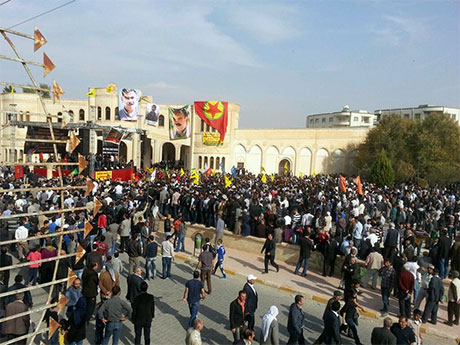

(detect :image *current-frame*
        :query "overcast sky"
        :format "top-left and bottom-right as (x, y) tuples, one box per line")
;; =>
(1, 0), (459, 128)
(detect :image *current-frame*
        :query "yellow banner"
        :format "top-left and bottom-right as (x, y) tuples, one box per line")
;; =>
(202, 132), (223, 146)
(95, 170), (112, 181)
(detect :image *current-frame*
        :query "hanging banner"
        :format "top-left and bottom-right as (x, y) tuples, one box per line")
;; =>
(95, 170), (113, 181)
(194, 101), (228, 142)
(145, 103), (160, 126)
(118, 88), (140, 121)
(202, 132), (223, 146)
(102, 128), (122, 155)
(169, 105), (191, 139)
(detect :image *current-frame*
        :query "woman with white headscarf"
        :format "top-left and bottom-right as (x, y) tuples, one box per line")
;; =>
(260, 305), (279, 345)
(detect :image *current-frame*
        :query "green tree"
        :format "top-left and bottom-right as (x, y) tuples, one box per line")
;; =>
(370, 149), (395, 187)
(22, 83), (51, 98)
(2, 85), (13, 94)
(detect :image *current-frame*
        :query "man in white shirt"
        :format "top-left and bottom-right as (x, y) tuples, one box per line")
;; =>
(15, 218), (29, 261)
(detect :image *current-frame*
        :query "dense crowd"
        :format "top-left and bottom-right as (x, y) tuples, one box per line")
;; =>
(0, 166), (459, 345)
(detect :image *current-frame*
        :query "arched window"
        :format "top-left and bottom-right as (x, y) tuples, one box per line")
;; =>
(68, 110), (74, 122)
(204, 156), (208, 169)
(115, 107), (119, 119)
(158, 115), (165, 127)
(210, 157), (214, 169)
(97, 107), (102, 120)
(105, 107), (111, 120)
(206, 124), (210, 132)
(57, 112), (62, 123)
(198, 156), (202, 169)
(222, 157), (225, 169)
(216, 157), (220, 169)
(79, 109), (85, 121)
(201, 120), (205, 132)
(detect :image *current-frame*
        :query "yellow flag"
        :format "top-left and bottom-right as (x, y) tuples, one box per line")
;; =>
(86, 89), (96, 97)
(52, 80), (64, 103)
(180, 168), (185, 177)
(312, 170), (316, 177)
(34, 27), (47, 52)
(270, 174), (274, 182)
(43, 52), (55, 77)
(260, 166), (265, 173)
(261, 173), (267, 183)
(299, 172), (303, 178)
(224, 175), (232, 188)
(106, 83), (116, 94)
(284, 162), (289, 174)
(10, 85), (14, 94)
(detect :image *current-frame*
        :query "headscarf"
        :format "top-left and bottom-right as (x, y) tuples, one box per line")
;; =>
(261, 305), (278, 342)
(72, 296), (87, 327)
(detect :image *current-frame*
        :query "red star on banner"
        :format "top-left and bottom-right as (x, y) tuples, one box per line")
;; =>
(206, 102), (221, 119)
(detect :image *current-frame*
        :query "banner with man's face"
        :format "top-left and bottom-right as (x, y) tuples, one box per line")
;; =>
(145, 103), (160, 126)
(118, 88), (140, 121)
(169, 105), (190, 139)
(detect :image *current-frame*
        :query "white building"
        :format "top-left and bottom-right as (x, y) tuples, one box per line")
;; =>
(306, 105), (376, 129)
(375, 104), (460, 125)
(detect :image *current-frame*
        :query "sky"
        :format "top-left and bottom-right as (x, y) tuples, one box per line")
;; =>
(0, 0), (459, 128)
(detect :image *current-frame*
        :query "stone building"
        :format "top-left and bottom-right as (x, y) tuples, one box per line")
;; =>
(0, 85), (368, 175)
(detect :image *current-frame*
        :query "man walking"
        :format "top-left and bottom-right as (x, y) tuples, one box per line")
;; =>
(322, 301), (342, 345)
(229, 290), (246, 344)
(261, 233), (279, 274)
(185, 319), (204, 345)
(82, 262), (99, 321)
(422, 268), (444, 324)
(371, 317), (396, 345)
(213, 239), (227, 279)
(398, 265), (414, 319)
(197, 245), (214, 294)
(215, 214), (225, 246)
(99, 285), (132, 345)
(312, 290), (343, 345)
(378, 258), (396, 316)
(243, 274), (258, 330)
(132, 281), (155, 345)
(287, 294), (305, 345)
(161, 235), (175, 279)
(183, 271), (205, 329)
(145, 235), (158, 281)
(445, 270), (460, 326)
(119, 214), (131, 253)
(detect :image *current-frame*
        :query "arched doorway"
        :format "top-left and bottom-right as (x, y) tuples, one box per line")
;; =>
(162, 142), (175, 162)
(279, 159), (291, 175)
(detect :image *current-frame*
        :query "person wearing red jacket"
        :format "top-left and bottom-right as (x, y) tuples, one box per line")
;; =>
(398, 265), (414, 318)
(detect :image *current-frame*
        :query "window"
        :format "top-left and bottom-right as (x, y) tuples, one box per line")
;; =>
(58, 112), (62, 123)
(309, 119), (314, 124)
(216, 157), (220, 169)
(404, 113), (410, 118)
(315, 119), (319, 123)
(79, 109), (85, 121)
(206, 124), (210, 132)
(329, 117), (333, 122)
(158, 115), (165, 127)
(115, 107), (119, 119)
(237, 162), (244, 169)
(105, 107), (111, 120)
(198, 156), (202, 169)
(201, 120), (205, 132)
(97, 107), (102, 120)
(204, 156), (208, 168)
(452, 114), (456, 120)
(322, 118), (326, 123)
(415, 113), (420, 120)
(363, 117), (369, 123)
(210, 157), (214, 169)
(19, 111), (23, 122)
(354, 117), (358, 122)
(25, 111), (30, 122)
(68, 110), (74, 122)
(221, 157), (225, 169)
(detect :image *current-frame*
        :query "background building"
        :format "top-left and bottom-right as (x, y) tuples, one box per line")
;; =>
(374, 104), (460, 125)
(306, 105), (376, 129)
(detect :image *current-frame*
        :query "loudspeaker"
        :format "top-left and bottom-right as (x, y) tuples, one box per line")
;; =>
(80, 129), (90, 156)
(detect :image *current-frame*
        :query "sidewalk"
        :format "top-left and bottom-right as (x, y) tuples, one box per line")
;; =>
(166, 233), (460, 343)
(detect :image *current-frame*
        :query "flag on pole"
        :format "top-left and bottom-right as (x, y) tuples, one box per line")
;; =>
(220, 161), (226, 175)
(270, 174), (274, 182)
(299, 172), (304, 178)
(284, 162), (289, 175)
(52, 80), (64, 103)
(70, 168), (78, 176)
(33, 27), (47, 52)
(312, 170), (316, 177)
(194, 101), (229, 142)
(205, 168), (214, 178)
(224, 175), (232, 188)
(39, 152), (44, 162)
(68, 131), (80, 153)
(10, 85), (14, 94)
(261, 173), (267, 184)
(231, 166), (237, 178)
(339, 174), (347, 193)
(86, 89), (96, 97)
(353, 175), (363, 195)
(165, 163), (169, 178)
(151, 169), (156, 181)
(106, 83), (116, 94)
(260, 166), (265, 173)
(180, 168), (185, 177)
(43, 53), (55, 77)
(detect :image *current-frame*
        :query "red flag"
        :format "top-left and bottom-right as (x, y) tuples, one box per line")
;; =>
(34, 27), (47, 52)
(353, 175), (363, 195)
(194, 101), (228, 142)
(205, 168), (213, 178)
(339, 174), (347, 193)
(39, 152), (44, 162)
(14, 166), (24, 179)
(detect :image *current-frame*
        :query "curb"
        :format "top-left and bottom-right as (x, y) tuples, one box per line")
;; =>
(172, 253), (458, 342)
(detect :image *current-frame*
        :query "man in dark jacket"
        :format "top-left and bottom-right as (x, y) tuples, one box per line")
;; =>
(322, 301), (342, 345)
(243, 274), (258, 330)
(287, 294), (305, 344)
(5, 274), (33, 309)
(127, 234), (143, 275)
(384, 224), (399, 263)
(295, 233), (313, 277)
(437, 230), (452, 279)
(126, 267), (144, 305)
(422, 268), (444, 324)
(261, 233), (279, 274)
(229, 290), (246, 344)
(0, 247), (12, 288)
(86, 243), (103, 273)
(132, 281), (155, 345)
(371, 317), (396, 345)
(82, 262), (99, 321)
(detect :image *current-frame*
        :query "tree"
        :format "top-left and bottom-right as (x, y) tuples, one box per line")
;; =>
(2, 85), (13, 94)
(370, 149), (395, 187)
(22, 83), (51, 98)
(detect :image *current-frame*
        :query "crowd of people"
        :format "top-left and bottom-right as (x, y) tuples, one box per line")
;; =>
(0, 165), (459, 345)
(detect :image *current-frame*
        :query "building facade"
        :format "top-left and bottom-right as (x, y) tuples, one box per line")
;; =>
(306, 105), (376, 129)
(0, 85), (369, 175)
(374, 104), (460, 125)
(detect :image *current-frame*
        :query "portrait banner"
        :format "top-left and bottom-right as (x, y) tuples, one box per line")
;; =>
(145, 103), (160, 126)
(118, 88), (141, 121)
(202, 132), (223, 146)
(169, 105), (191, 140)
(102, 128), (122, 155)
